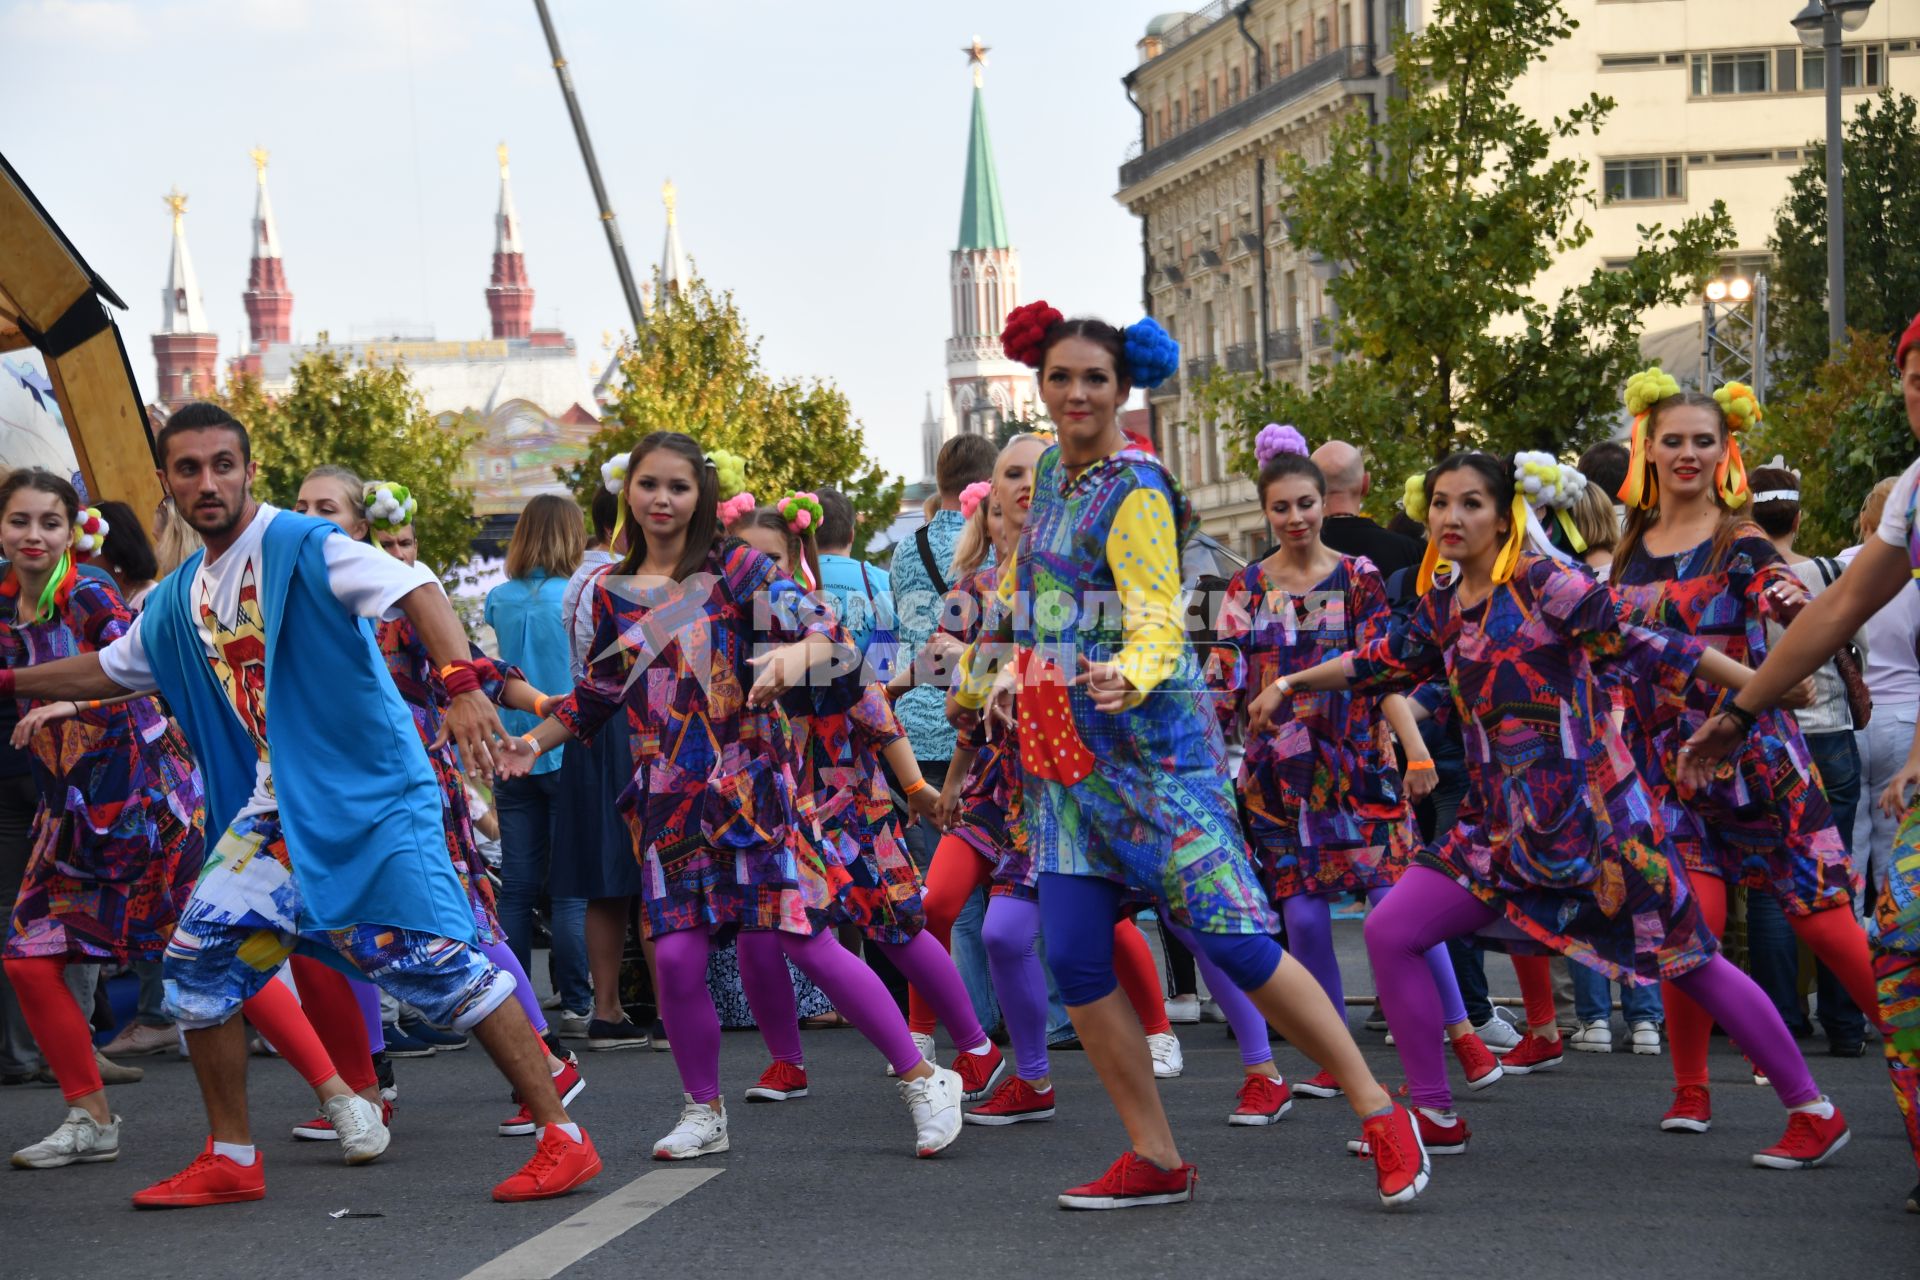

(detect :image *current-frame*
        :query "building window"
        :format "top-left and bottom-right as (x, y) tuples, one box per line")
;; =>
(1315, 17), (1330, 57)
(1191, 88), (1205, 122)
(1691, 50), (1770, 96)
(1273, 41), (1288, 75)
(1803, 43), (1885, 91)
(1603, 156), (1684, 203)
(1172, 98), (1183, 129)
(1228, 67), (1241, 101)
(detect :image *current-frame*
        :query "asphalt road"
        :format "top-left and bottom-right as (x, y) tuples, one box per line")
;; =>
(1, 926), (1912, 1280)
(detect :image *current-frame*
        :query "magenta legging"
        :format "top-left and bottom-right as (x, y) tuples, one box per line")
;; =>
(981, 897), (1051, 1081)
(1284, 887), (1468, 1026)
(738, 929), (984, 1068)
(1365, 866), (1819, 1112)
(656, 927), (925, 1102)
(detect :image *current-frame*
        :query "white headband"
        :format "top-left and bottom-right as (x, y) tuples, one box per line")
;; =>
(1752, 489), (1800, 504)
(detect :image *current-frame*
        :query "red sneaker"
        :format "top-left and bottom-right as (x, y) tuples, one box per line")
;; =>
(1349, 1106), (1468, 1157)
(501, 1058), (587, 1135)
(1752, 1103), (1850, 1169)
(292, 1098), (393, 1141)
(1660, 1084), (1712, 1134)
(1293, 1069), (1343, 1099)
(965, 1077), (1056, 1126)
(1452, 1033), (1503, 1091)
(1500, 1034), (1564, 1075)
(492, 1126), (604, 1202)
(1057, 1151), (1196, 1210)
(1359, 1105), (1430, 1208)
(499, 1101), (536, 1137)
(745, 1060), (810, 1102)
(950, 1043), (1007, 1103)
(1228, 1073), (1293, 1126)
(132, 1141), (266, 1209)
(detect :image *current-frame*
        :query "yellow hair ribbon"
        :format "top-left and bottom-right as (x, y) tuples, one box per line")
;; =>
(1618, 412), (1656, 510)
(1715, 434), (1750, 508)
(1556, 508), (1588, 554)
(1415, 535), (1444, 596)
(1491, 493), (1529, 585)
(1711, 381), (1760, 508)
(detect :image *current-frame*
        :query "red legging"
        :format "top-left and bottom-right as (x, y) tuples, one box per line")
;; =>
(1510, 955), (1559, 1032)
(288, 955), (379, 1094)
(1664, 874), (1881, 1088)
(910, 835), (1170, 1038)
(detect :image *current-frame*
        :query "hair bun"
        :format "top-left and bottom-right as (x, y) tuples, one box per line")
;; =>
(1624, 366), (1681, 417)
(1713, 381), (1762, 433)
(1401, 473), (1428, 523)
(958, 480), (993, 520)
(1513, 452), (1587, 511)
(365, 481), (417, 530)
(1001, 301), (1063, 367)
(716, 491), (757, 528)
(600, 454), (629, 495)
(1123, 317), (1180, 389)
(706, 448), (748, 501)
(1253, 423), (1308, 468)
(777, 490), (824, 533)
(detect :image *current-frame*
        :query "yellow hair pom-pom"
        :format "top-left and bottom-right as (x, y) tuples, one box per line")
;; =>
(1624, 366), (1682, 418)
(1713, 382), (1762, 433)
(1402, 472), (1428, 523)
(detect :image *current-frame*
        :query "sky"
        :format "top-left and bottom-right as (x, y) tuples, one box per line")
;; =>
(2, 0), (1181, 483)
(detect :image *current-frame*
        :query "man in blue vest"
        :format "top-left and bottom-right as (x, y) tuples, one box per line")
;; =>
(2, 404), (600, 1207)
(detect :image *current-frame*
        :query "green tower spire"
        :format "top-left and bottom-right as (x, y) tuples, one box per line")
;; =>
(956, 51), (1010, 251)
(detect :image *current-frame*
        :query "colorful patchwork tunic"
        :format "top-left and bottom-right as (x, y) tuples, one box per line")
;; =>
(1215, 555), (1417, 902)
(941, 563), (1034, 899)
(2, 569), (204, 961)
(1344, 555), (1718, 985)
(955, 447), (1277, 936)
(1612, 527), (1853, 915)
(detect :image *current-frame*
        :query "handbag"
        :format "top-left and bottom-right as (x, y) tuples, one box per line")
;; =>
(1811, 557), (1872, 729)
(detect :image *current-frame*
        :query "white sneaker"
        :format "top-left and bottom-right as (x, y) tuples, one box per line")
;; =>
(1630, 1021), (1663, 1055)
(10, 1108), (120, 1169)
(553, 1009), (591, 1038)
(1147, 1032), (1184, 1079)
(1570, 1019), (1613, 1053)
(898, 1065), (963, 1157)
(652, 1096), (729, 1160)
(1473, 1008), (1523, 1054)
(1199, 998), (1228, 1024)
(325, 1093), (391, 1166)
(888, 1031), (939, 1078)
(1164, 995), (1201, 1025)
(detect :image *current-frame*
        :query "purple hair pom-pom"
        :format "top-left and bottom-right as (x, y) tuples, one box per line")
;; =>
(1253, 423), (1309, 468)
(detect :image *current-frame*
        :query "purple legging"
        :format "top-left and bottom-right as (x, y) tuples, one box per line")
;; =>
(661, 927), (924, 1102)
(982, 897), (1051, 1081)
(1283, 887), (1468, 1027)
(1365, 866), (1819, 1112)
(1166, 922), (1274, 1069)
(479, 937), (552, 1036)
(350, 977), (384, 1054)
(738, 929), (983, 1066)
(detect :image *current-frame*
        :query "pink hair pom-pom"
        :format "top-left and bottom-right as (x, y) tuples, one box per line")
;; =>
(717, 491), (757, 527)
(794, 509), (812, 529)
(1253, 423), (1309, 468)
(958, 480), (993, 520)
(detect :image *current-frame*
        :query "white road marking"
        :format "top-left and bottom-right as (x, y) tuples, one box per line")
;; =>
(460, 1167), (723, 1280)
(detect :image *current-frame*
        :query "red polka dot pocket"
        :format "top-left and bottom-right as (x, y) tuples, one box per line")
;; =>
(1016, 649), (1096, 786)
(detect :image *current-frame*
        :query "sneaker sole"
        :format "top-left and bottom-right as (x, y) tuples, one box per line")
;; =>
(133, 1185), (265, 1208)
(1571, 1042), (1612, 1053)
(1376, 1124), (1432, 1209)
(290, 1125), (338, 1142)
(1057, 1188), (1192, 1209)
(1348, 1136), (1466, 1157)
(744, 1087), (807, 1102)
(341, 1136), (389, 1166)
(494, 1150), (605, 1202)
(961, 1057), (1009, 1103)
(1660, 1117), (1711, 1133)
(12, 1148), (120, 1168)
(1500, 1056), (1562, 1075)
(1631, 1043), (1663, 1056)
(558, 1076), (587, 1109)
(1150, 1064), (1183, 1080)
(1752, 1128), (1849, 1169)
(964, 1106), (1055, 1126)
(499, 1121), (537, 1137)
(1462, 1061), (1504, 1091)
(585, 1040), (651, 1052)
(1227, 1100), (1292, 1126)
(652, 1136), (729, 1160)
(101, 1043), (174, 1058)
(1292, 1083), (1343, 1099)
(382, 1047), (436, 1059)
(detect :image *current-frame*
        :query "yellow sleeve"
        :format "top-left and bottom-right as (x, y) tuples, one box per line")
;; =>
(951, 550), (1019, 711)
(1106, 487), (1185, 707)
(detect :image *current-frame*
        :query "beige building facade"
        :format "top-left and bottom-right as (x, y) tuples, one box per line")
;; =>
(1116, 1), (1920, 549)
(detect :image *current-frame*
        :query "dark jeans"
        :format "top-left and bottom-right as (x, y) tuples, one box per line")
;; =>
(497, 770), (591, 1012)
(1748, 730), (1866, 1046)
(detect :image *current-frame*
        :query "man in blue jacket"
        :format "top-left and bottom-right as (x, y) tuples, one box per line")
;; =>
(3, 404), (599, 1208)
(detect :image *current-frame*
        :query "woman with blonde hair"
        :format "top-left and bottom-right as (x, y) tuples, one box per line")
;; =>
(151, 498), (203, 580)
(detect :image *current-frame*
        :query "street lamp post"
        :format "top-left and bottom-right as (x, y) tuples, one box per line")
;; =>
(1793, 0), (1875, 354)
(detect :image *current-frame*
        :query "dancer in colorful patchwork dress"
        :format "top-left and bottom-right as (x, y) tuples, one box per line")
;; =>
(730, 500), (1007, 1106)
(1606, 370), (1880, 1136)
(955, 304), (1425, 1210)
(1216, 431), (1502, 1105)
(1685, 311), (1920, 1212)
(286, 470), (586, 1141)
(1272, 451), (1847, 1171)
(3, 405), (600, 1206)
(502, 433), (966, 1161)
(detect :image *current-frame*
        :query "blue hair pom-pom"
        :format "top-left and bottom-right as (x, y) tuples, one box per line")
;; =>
(1123, 317), (1180, 389)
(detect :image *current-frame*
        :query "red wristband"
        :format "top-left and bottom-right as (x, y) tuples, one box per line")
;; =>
(440, 661), (483, 697)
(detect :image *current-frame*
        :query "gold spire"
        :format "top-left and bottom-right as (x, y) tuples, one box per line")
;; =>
(963, 35), (989, 88)
(250, 147), (269, 178)
(497, 141), (510, 178)
(163, 186), (188, 227)
(662, 178), (677, 226)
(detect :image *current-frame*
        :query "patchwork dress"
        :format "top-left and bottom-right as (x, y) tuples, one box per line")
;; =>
(1612, 527), (1853, 915)
(550, 540), (847, 940)
(2, 570), (204, 962)
(955, 447), (1276, 937)
(1873, 473), (1920, 1179)
(1215, 555), (1417, 904)
(1344, 555), (1718, 985)
(940, 563), (1035, 900)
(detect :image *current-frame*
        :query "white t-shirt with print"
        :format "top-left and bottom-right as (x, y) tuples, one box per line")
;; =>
(98, 504), (435, 819)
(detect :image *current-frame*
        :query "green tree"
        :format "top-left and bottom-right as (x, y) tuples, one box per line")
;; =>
(994, 414), (1047, 448)
(1208, 0), (1733, 514)
(1769, 91), (1920, 387)
(216, 351), (478, 576)
(560, 274), (903, 556)
(1747, 328), (1908, 556)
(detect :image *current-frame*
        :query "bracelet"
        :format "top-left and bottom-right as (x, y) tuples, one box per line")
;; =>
(1406, 759), (1436, 773)
(440, 662), (483, 697)
(521, 732), (545, 757)
(1272, 675), (1294, 698)
(1720, 701), (1758, 734)
(903, 777), (929, 798)
(534, 695), (557, 719)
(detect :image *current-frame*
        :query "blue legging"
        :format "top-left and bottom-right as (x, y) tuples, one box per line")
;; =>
(1038, 873), (1281, 1005)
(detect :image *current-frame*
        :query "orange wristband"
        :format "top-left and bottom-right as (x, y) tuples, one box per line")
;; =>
(903, 777), (929, 797)
(1407, 759), (1436, 773)
(521, 732), (544, 757)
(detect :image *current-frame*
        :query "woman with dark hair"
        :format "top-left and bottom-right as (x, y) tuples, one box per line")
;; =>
(1219, 430), (1499, 1117)
(1607, 373), (1877, 1138)
(1271, 450), (1846, 1171)
(504, 432), (967, 1162)
(958, 304), (1419, 1210)
(91, 501), (160, 613)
